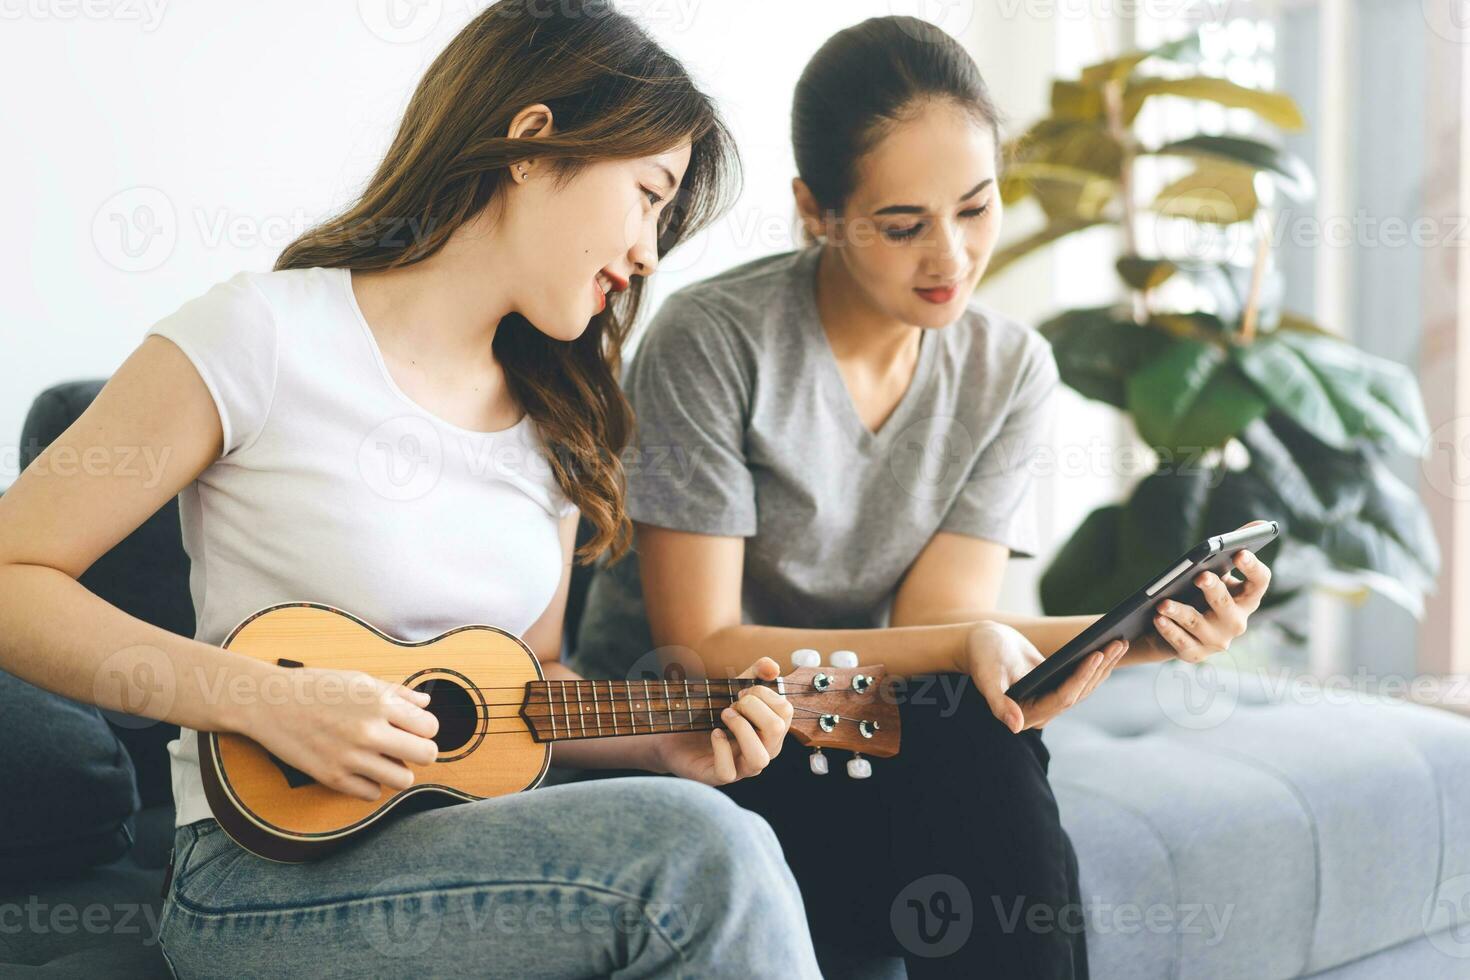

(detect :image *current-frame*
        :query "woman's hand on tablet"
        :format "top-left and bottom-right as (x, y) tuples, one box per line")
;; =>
(962, 621), (1129, 733)
(1148, 519), (1275, 664)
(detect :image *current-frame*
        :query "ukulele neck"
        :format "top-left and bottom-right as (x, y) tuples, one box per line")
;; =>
(520, 677), (775, 742)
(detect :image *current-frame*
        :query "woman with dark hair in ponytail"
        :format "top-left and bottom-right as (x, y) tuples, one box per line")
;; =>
(574, 15), (1275, 978)
(0, 2), (825, 976)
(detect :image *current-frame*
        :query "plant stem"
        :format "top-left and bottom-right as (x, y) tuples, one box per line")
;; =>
(1239, 207), (1272, 344)
(1102, 77), (1145, 324)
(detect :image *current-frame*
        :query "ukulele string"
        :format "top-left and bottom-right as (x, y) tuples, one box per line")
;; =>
(434, 700), (880, 737)
(407, 692), (874, 713)
(445, 682), (840, 694)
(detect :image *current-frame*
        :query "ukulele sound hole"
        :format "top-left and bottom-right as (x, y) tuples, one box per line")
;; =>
(414, 678), (477, 754)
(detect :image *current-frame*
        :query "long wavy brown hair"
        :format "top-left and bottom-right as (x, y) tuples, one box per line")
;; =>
(276, 0), (739, 564)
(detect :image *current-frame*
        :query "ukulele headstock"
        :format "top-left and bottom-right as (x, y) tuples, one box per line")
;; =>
(781, 649), (900, 778)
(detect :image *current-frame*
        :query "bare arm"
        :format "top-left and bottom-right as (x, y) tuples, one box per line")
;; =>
(635, 523), (977, 678)
(0, 336), (278, 732)
(887, 532), (1145, 659)
(0, 336), (439, 802)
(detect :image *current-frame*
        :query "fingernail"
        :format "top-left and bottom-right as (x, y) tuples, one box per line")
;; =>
(712, 729), (726, 739)
(1241, 551), (1256, 565)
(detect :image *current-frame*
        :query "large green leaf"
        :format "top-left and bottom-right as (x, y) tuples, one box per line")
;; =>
(1232, 334), (1354, 450)
(1149, 163), (1260, 224)
(1051, 79), (1103, 121)
(1122, 76), (1306, 130)
(1244, 414), (1438, 569)
(1235, 415), (1365, 525)
(1273, 330), (1430, 457)
(1040, 505), (1127, 615)
(1116, 256), (1178, 291)
(1232, 331), (1430, 455)
(1274, 311), (1338, 338)
(1078, 33), (1203, 87)
(1236, 415), (1440, 615)
(1039, 307), (1173, 408)
(1001, 162), (1117, 209)
(1149, 135), (1316, 202)
(1127, 338), (1269, 449)
(1007, 120), (1123, 181)
(1148, 311), (1232, 340)
(1030, 175), (1118, 222)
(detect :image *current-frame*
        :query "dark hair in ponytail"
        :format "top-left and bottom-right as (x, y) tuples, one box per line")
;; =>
(792, 16), (1005, 234)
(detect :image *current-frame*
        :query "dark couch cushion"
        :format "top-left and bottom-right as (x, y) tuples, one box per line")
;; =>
(18, 380), (191, 810)
(0, 805), (172, 977)
(0, 669), (140, 877)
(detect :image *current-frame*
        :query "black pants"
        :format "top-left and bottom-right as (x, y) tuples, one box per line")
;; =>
(718, 671), (1088, 980)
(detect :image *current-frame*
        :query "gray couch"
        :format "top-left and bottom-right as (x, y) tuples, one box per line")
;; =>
(6, 378), (1470, 979)
(1047, 661), (1470, 979)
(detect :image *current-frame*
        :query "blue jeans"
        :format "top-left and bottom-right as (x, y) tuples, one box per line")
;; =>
(157, 775), (822, 979)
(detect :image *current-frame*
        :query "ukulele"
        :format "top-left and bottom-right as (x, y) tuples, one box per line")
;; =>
(198, 602), (901, 862)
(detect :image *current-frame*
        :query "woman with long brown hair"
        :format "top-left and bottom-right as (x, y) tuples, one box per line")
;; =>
(0, 2), (822, 976)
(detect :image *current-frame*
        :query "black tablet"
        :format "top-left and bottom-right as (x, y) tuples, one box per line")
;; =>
(1005, 520), (1280, 703)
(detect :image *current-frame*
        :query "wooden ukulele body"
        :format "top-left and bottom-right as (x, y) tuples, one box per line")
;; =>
(199, 602), (550, 863)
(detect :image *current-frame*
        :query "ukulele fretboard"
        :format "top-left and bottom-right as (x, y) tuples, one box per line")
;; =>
(519, 678), (770, 742)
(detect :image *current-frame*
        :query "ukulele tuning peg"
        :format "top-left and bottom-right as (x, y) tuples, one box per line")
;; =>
(846, 753), (872, 780)
(791, 649), (821, 669)
(829, 650), (859, 669)
(808, 748), (829, 776)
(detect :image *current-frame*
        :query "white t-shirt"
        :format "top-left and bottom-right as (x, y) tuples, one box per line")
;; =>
(143, 265), (576, 827)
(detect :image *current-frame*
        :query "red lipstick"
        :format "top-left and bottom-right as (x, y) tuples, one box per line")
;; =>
(915, 284), (958, 305)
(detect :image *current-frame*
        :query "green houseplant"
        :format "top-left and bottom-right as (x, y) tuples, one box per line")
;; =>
(990, 31), (1439, 642)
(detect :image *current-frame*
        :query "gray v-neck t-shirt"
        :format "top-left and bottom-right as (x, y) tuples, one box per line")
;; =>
(571, 244), (1059, 680)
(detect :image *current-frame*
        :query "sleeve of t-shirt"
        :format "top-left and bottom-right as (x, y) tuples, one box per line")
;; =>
(143, 271), (279, 461)
(939, 335), (1059, 558)
(622, 292), (757, 537)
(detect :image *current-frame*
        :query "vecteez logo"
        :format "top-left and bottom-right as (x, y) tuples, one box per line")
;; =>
(0, 0), (169, 31)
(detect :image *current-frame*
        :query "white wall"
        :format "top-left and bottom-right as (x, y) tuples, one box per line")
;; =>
(0, 1), (963, 477)
(0, 0), (1128, 616)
